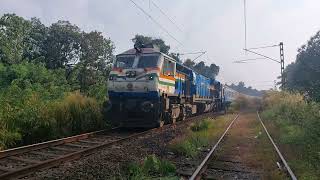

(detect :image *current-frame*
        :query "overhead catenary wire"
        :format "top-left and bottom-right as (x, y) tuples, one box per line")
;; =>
(128, 0), (183, 47)
(233, 57), (266, 63)
(149, 0), (183, 32)
(244, 48), (280, 63)
(179, 51), (206, 55)
(247, 44), (279, 50)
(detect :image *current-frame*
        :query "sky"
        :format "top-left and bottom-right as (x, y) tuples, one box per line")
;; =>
(1, 0), (320, 90)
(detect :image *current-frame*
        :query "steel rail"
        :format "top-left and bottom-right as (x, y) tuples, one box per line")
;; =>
(0, 112), (218, 179)
(0, 130), (149, 179)
(256, 112), (297, 180)
(0, 128), (118, 159)
(189, 114), (240, 180)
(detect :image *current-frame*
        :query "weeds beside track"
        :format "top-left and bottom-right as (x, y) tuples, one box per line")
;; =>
(189, 112), (296, 180)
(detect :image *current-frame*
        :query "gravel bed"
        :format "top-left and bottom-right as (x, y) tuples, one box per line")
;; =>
(26, 119), (198, 179)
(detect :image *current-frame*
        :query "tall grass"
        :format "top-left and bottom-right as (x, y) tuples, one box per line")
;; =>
(53, 92), (106, 136)
(261, 91), (320, 178)
(125, 155), (176, 180)
(0, 91), (107, 150)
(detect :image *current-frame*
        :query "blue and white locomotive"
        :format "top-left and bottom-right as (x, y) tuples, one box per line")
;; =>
(106, 45), (225, 128)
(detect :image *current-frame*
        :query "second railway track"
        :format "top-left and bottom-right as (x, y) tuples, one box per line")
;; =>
(189, 112), (297, 180)
(0, 112), (218, 179)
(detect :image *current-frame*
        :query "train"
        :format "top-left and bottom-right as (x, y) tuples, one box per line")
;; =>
(105, 45), (237, 128)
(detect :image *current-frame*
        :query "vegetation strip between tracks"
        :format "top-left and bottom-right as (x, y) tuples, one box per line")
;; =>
(256, 111), (297, 180)
(189, 114), (240, 180)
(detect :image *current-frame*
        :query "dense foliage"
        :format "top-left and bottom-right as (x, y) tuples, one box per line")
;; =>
(0, 14), (113, 150)
(261, 91), (320, 178)
(284, 31), (320, 101)
(228, 81), (265, 97)
(183, 59), (220, 79)
(132, 34), (170, 54)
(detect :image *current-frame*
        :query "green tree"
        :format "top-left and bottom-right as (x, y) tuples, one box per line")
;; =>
(44, 20), (81, 69)
(132, 34), (170, 54)
(23, 17), (47, 62)
(183, 59), (195, 68)
(285, 31), (320, 101)
(193, 61), (220, 79)
(77, 31), (114, 96)
(0, 14), (31, 64)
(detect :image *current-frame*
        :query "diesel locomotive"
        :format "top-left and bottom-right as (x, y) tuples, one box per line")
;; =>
(105, 45), (227, 128)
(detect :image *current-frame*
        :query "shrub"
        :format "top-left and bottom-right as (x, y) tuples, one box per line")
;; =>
(261, 91), (320, 176)
(0, 63), (108, 149)
(126, 155), (176, 179)
(0, 128), (21, 150)
(53, 92), (107, 136)
(229, 95), (261, 112)
(0, 85), (56, 146)
(190, 120), (210, 132)
(169, 139), (197, 157)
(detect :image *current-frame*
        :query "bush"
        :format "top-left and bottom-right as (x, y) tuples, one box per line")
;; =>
(126, 155), (176, 179)
(229, 95), (261, 112)
(0, 86), (56, 146)
(0, 62), (108, 149)
(53, 92), (107, 136)
(190, 120), (210, 132)
(261, 91), (320, 177)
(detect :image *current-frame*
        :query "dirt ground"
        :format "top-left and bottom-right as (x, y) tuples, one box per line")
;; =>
(187, 112), (288, 179)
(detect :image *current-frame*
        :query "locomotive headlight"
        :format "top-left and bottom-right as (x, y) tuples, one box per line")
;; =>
(141, 101), (154, 112)
(148, 74), (155, 81)
(109, 75), (116, 81)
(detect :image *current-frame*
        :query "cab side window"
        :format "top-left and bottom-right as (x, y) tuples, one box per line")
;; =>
(162, 58), (175, 76)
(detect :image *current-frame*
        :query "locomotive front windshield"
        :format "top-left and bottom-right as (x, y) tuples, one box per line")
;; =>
(137, 55), (159, 68)
(115, 56), (135, 68)
(115, 54), (160, 69)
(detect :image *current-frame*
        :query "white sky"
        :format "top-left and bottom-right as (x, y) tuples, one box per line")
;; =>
(1, 0), (320, 90)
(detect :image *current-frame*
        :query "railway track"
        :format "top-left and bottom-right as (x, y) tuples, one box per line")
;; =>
(0, 127), (148, 179)
(188, 112), (297, 180)
(0, 112), (218, 179)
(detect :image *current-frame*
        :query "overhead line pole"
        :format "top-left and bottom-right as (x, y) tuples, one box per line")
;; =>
(242, 42), (286, 89)
(280, 42), (285, 88)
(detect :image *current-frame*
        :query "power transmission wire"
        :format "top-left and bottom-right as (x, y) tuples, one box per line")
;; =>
(179, 51), (206, 55)
(150, 0), (183, 32)
(244, 48), (280, 63)
(128, 0), (183, 46)
(247, 44), (279, 50)
(233, 57), (266, 63)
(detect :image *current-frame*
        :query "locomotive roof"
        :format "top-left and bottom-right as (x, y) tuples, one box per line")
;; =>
(116, 48), (221, 84)
(118, 48), (161, 56)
